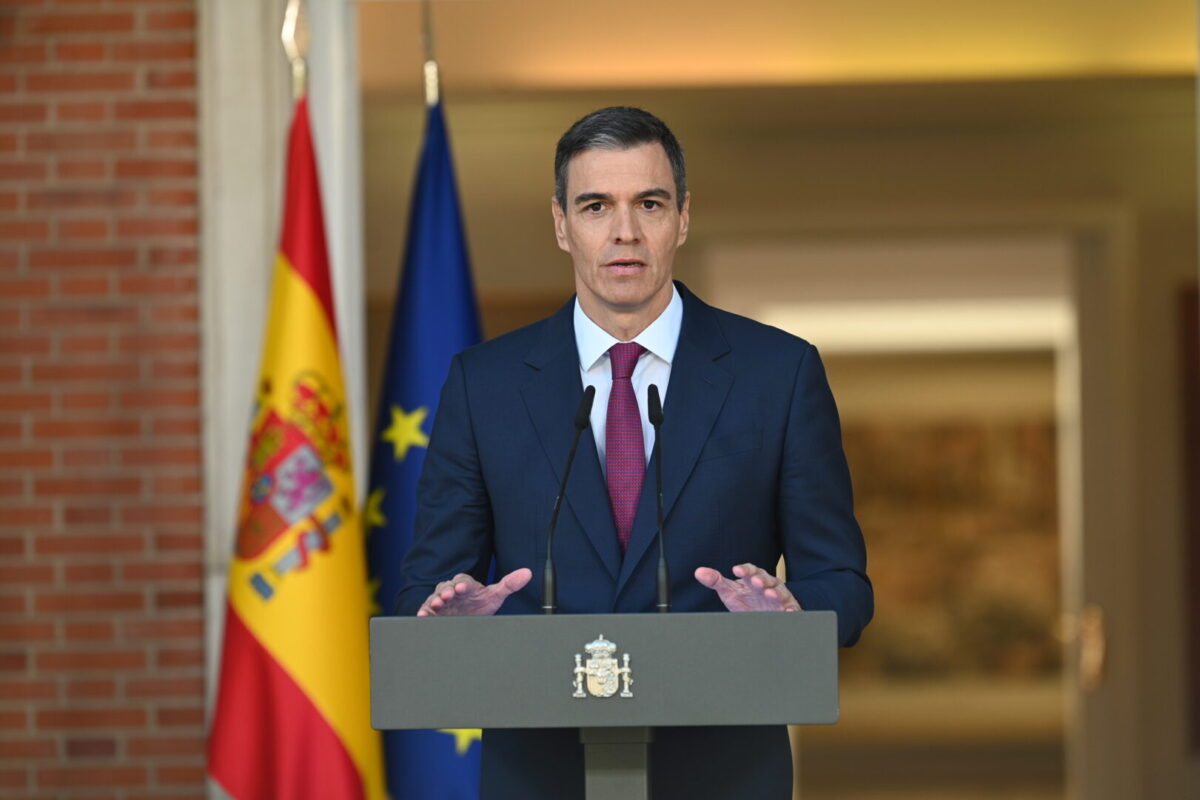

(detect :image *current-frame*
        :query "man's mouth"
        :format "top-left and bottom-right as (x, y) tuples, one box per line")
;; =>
(604, 259), (646, 270)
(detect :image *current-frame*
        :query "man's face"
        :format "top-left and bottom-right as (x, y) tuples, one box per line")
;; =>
(552, 143), (689, 326)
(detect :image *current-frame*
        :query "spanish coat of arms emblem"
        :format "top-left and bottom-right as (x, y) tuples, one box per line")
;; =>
(573, 635), (633, 699)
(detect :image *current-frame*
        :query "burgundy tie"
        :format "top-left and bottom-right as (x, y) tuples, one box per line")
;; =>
(606, 342), (646, 553)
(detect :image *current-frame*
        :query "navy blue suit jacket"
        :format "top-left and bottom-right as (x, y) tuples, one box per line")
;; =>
(397, 283), (872, 798)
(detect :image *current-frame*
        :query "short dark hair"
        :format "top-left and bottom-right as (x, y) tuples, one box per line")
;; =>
(554, 106), (687, 211)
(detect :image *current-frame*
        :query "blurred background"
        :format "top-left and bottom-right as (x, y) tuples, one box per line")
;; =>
(3, 0), (1199, 798)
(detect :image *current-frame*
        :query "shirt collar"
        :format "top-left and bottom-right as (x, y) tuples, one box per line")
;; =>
(574, 283), (683, 371)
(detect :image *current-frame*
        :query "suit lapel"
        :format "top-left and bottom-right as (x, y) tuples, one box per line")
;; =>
(616, 285), (732, 595)
(520, 300), (622, 581)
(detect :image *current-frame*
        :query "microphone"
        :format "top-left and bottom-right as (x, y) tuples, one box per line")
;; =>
(542, 385), (596, 614)
(647, 384), (670, 613)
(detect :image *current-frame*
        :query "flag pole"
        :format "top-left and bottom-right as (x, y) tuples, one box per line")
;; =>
(281, 0), (309, 101)
(422, 0), (439, 107)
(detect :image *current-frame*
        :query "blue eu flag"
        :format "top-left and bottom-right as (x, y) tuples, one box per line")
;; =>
(366, 99), (482, 800)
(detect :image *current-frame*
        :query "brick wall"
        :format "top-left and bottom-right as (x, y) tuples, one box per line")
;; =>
(0, 1), (205, 797)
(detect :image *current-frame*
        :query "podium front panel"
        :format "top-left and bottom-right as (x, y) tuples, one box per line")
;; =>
(370, 611), (838, 730)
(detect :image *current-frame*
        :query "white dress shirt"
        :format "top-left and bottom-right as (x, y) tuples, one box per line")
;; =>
(574, 285), (683, 475)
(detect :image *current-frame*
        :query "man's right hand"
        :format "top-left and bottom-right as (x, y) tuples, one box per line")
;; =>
(416, 568), (532, 617)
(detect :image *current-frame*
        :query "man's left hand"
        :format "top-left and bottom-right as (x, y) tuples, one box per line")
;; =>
(693, 563), (802, 612)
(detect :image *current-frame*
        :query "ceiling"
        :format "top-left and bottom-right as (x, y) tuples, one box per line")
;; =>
(358, 0), (1197, 96)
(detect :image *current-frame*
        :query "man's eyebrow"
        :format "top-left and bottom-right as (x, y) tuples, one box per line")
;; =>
(571, 188), (673, 206)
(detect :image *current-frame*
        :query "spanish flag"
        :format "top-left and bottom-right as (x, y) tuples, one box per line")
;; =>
(207, 96), (385, 800)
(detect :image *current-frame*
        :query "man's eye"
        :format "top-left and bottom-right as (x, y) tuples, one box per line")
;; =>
(641, 200), (661, 210)
(584, 202), (604, 213)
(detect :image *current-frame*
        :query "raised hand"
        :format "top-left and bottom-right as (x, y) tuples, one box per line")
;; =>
(693, 563), (802, 613)
(416, 568), (533, 617)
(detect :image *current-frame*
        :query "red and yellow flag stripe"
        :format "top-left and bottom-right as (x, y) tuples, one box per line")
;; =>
(208, 97), (384, 800)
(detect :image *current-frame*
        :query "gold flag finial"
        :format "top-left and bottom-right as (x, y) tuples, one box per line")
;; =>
(281, 0), (311, 100)
(422, 0), (439, 107)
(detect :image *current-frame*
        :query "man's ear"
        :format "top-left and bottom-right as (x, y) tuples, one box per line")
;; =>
(551, 197), (570, 252)
(677, 191), (691, 246)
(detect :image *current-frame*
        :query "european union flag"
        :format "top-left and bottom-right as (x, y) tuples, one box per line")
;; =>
(365, 98), (482, 800)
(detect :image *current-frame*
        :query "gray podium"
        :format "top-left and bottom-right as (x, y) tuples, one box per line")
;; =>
(370, 611), (838, 800)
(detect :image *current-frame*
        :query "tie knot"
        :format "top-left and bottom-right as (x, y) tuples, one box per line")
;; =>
(608, 342), (644, 380)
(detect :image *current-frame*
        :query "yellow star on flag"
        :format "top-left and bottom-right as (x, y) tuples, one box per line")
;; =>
(363, 488), (387, 532)
(438, 728), (482, 756)
(381, 404), (429, 461)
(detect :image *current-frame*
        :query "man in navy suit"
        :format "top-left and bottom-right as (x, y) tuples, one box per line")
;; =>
(396, 107), (872, 798)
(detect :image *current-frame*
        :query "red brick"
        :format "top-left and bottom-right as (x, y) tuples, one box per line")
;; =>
(0, 767), (27, 788)
(0, 508), (53, 526)
(151, 475), (201, 494)
(34, 534), (144, 556)
(116, 217), (197, 236)
(35, 592), (144, 613)
(31, 305), (137, 326)
(0, 421), (23, 440)
(148, 246), (195, 266)
(150, 361), (198, 381)
(145, 186), (198, 205)
(146, 10), (194, 31)
(0, 135), (14, 153)
(0, 220), (49, 240)
(127, 735), (203, 757)
(0, 249), (20, 269)
(0, 710), (28, 729)
(57, 219), (108, 240)
(155, 590), (201, 609)
(122, 504), (199, 524)
(28, 248), (136, 269)
(0, 333), (50, 355)
(0, 738), (56, 759)
(63, 619), (115, 640)
(61, 447), (113, 467)
(0, 391), (50, 410)
(145, 69), (195, 90)
(0, 565), (52, 583)
(145, 130), (195, 149)
(26, 72), (135, 93)
(59, 275), (112, 295)
(154, 532), (202, 551)
(123, 617), (201, 641)
(0, 103), (47, 123)
(37, 650), (145, 671)
(112, 41), (194, 61)
(124, 560), (201, 581)
(119, 332), (198, 353)
(56, 159), (108, 179)
(127, 677), (202, 698)
(115, 159), (195, 179)
(54, 42), (106, 62)
(150, 303), (198, 323)
(157, 764), (205, 785)
(27, 188), (137, 210)
(155, 647), (202, 668)
(24, 13), (135, 36)
(0, 594), (26, 614)
(114, 100), (194, 121)
(0, 535), (24, 556)
(63, 505), (113, 525)
(35, 476), (141, 497)
(0, 652), (27, 671)
(64, 679), (116, 699)
(0, 679), (55, 701)
(63, 738), (117, 758)
(0, 76), (14, 94)
(0, 191), (18, 211)
(0, 450), (52, 469)
(57, 102), (108, 123)
(38, 765), (146, 788)
(32, 363), (138, 382)
(119, 390), (198, 410)
(0, 44), (46, 65)
(0, 279), (51, 300)
(155, 706), (202, 727)
(118, 274), (195, 294)
(60, 334), (110, 355)
(61, 391), (112, 410)
(33, 417), (140, 437)
(27, 130), (136, 153)
(0, 621), (53, 643)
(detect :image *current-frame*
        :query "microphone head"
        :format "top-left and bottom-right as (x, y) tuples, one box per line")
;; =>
(647, 384), (663, 426)
(574, 385), (596, 429)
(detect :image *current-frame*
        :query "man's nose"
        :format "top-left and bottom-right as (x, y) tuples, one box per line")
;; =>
(611, 206), (641, 244)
